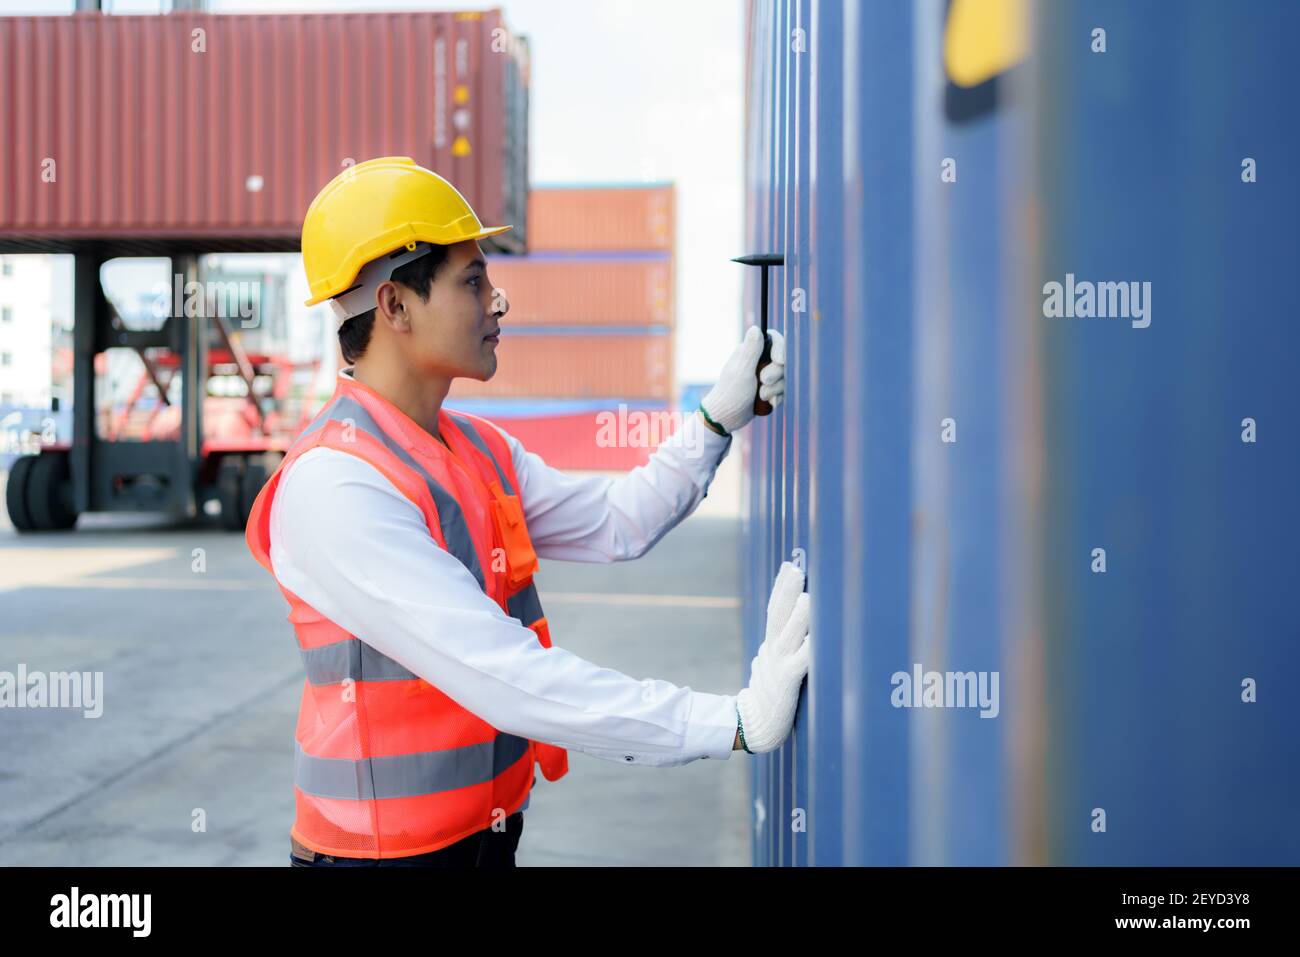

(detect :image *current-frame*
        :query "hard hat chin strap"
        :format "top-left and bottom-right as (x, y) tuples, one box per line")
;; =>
(329, 242), (438, 323)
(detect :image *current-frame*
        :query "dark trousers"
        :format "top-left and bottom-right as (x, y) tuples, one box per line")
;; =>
(289, 811), (524, 868)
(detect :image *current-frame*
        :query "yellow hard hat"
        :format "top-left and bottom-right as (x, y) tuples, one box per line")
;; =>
(301, 156), (511, 307)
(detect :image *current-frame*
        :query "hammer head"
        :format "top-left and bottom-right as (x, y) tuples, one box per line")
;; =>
(730, 253), (784, 268)
(732, 253), (785, 417)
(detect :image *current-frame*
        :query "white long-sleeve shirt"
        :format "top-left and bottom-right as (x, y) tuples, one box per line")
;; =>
(268, 374), (741, 780)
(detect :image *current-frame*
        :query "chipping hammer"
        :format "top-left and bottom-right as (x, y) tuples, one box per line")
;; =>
(731, 253), (785, 416)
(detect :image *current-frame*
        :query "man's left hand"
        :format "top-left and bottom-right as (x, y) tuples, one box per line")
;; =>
(700, 326), (787, 435)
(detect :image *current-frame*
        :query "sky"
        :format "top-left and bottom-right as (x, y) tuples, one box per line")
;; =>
(2, 0), (747, 384)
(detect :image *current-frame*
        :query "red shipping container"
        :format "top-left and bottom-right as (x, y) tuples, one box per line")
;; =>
(527, 186), (674, 252)
(442, 400), (687, 471)
(451, 407), (684, 471)
(0, 10), (529, 254)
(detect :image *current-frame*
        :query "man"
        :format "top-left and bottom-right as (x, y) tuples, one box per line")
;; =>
(245, 156), (811, 868)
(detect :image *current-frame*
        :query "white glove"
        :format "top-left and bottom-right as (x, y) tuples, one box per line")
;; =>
(700, 325), (787, 434)
(735, 561), (811, 754)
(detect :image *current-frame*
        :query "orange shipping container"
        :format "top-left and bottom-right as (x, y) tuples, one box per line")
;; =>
(449, 334), (672, 400)
(485, 257), (672, 326)
(527, 186), (674, 252)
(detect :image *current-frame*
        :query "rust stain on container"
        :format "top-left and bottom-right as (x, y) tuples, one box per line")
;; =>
(0, 10), (529, 254)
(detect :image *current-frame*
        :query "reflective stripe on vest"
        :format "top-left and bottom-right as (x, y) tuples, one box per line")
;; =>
(448, 413), (516, 494)
(293, 736), (531, 801)
(506, 581), (544, 626)
(299, 637), (417, 684)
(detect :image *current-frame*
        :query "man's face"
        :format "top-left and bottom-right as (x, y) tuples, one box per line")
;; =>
(384, 239), (507, 381)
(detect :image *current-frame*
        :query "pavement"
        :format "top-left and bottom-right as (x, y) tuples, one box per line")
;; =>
(0, 449), (750, 866)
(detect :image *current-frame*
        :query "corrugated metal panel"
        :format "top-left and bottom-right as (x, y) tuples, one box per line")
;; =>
(1028, 0), (1299, 866)
(448, 333), (672, 400)
(527, 186), (674, 251)
(485, 256), (672, 326)
(745, 0), (1300, 867)
(0, 10), (528, 254)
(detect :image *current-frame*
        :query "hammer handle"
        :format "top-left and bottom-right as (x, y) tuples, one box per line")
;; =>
(753, 331), (773, 416)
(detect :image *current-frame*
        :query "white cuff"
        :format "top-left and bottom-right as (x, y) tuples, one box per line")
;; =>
(684, 407), (733, 455)
(656, 409), (732, 484)
(683, 691), (739, 761)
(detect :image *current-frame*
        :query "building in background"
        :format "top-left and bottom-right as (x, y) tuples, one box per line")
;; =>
(448, 184), (678, 470)
(0, 254), (72, 409)
(0, 254), (73, 468)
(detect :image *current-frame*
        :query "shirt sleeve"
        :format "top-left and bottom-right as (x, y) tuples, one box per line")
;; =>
(268, 445), (738, 767)
(484, 409), (734, 562)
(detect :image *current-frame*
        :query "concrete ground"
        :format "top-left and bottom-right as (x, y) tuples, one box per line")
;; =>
(0, 451), (750, 866)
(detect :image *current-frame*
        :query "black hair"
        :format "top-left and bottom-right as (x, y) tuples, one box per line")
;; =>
(337, 244), (452, 364)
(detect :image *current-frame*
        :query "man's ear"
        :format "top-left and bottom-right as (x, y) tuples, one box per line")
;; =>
(375, 280), (408, 329)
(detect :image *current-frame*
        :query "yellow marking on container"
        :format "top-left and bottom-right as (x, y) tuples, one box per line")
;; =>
(452, 135), (472, 157)
(944, 0), (1029, 88)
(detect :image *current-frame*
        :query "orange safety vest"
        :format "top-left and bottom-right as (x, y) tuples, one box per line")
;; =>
(245, 371), (569, 859)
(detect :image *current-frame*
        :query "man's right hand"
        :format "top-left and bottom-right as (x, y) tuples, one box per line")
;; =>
(735, 561), (811, 753)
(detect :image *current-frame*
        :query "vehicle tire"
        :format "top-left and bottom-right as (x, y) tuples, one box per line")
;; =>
(5, 454), (37, 532)
(217, 455), (245, 531)
(27, 452), (78, 531)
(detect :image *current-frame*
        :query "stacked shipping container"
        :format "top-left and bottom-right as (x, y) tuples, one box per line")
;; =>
(0, 10), (530, 254)
(448, 184), (677, 470)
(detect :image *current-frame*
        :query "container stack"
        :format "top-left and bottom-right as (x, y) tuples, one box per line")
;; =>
(449, 184), (677, 470)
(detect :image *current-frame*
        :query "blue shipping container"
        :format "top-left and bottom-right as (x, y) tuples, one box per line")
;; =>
(741, 0), (1299, 865)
